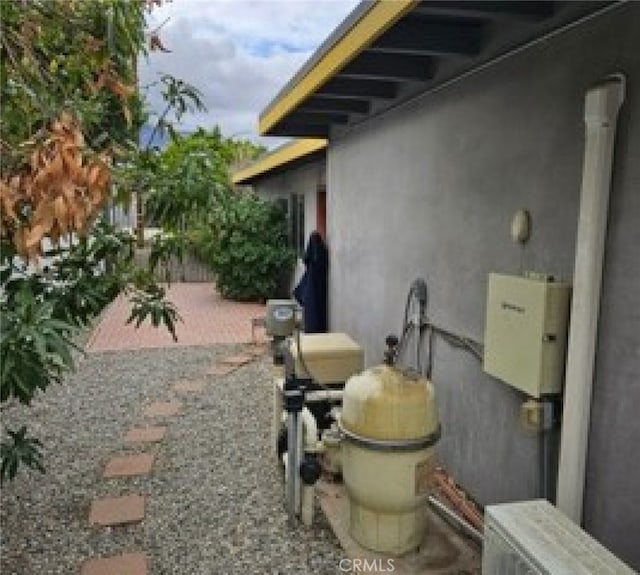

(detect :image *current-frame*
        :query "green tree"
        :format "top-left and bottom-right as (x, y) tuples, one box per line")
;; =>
(122, 127), (293, 302)
(0, 0), (196, 482)
(141, 128), (235, 232)
(125, 127), (265, 232)
(1, 0), (143, 172)
(122, 128), (267, 281)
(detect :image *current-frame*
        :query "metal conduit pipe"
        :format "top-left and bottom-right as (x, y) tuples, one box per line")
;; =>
(539, 401), (557, 502)
(273, 379), (283, 458)
(286, 409), (299, 525)
(283, 349), (303, 526)
(428, 496), (484, 544)
(556, 75), (625, 523)
(300, 407), (318, 527)
(281, 406), (320, 526)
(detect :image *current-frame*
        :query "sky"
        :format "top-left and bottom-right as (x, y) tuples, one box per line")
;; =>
(138, 0), (360, 148)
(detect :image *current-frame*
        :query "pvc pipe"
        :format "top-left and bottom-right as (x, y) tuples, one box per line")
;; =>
(556, 75), (625, 523)
(428, 496), (484, 544)
(295, 413), (303, 515)
(300, 407), (318, 527)
(273, 378), (283, 458)
(304, 389), (344, 402)
(301, 407), (319, 449)
(300, 483), (314, 527)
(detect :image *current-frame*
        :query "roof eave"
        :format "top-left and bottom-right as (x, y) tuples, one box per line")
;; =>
(231, 138), (327, 185)
(258, 0), (418, 136)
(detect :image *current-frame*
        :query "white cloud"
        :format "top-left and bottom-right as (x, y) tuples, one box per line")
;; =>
(138, 0), (359, 147)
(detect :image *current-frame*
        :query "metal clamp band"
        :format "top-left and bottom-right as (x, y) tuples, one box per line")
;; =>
(338, 423), (441, 452)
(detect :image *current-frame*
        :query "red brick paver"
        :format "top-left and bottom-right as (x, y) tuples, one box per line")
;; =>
(124, 426), (167, 444)
(171, 380), (206, 393)
(87, 283), (266, 352)
(103, 453), (155, 478)
(144, 400), (182, 418)
(89, 494), (146, 527)
(81, 552), (148, 575)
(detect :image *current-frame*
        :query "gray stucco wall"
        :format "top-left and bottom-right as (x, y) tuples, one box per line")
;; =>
(253, 159), (325, 286)
(327, 4), (639, 567)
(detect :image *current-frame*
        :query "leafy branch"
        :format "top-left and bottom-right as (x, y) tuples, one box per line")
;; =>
(127, 285), (181, 341)
(0, 0), (199, 483)
(144, 75), (206, 149)
(1, 427), (45, 484)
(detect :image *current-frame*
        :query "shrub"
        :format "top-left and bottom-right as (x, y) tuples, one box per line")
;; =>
(201, 194), (295, 301)
(188, 224), (218, 269)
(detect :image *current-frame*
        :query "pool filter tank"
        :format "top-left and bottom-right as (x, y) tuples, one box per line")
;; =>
(340, 336), (441, 555)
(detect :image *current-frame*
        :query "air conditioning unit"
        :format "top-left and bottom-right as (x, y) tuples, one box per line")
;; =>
(482, 500), (634, 574)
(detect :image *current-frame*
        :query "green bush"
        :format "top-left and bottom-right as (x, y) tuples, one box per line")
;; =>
(188, 224), (218, 269)
(195, 194), (295, 301)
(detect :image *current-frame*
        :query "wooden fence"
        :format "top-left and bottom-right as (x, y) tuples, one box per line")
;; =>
(134, 248), (215, 283)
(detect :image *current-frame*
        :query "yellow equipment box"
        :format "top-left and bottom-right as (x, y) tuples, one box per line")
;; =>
(483, 273), (571, 397)
(289, 332), (364, 385)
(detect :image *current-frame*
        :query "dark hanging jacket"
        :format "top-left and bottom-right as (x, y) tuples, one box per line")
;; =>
(293, 231), (328, 333)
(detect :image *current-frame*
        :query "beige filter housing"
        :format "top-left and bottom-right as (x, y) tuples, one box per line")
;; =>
(289, 332), (364, 385)
(340, 365), (440, 555)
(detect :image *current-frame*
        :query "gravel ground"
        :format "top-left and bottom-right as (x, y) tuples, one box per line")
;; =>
(1, 345), (343, 574)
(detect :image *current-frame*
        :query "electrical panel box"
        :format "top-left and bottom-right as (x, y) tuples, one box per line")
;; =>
(483, 273), (571, 397)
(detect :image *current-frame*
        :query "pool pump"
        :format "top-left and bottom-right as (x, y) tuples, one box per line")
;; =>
(266, 300), (364, 527)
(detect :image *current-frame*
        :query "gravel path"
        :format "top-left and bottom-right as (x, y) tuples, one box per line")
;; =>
(1, 345), (343, 574)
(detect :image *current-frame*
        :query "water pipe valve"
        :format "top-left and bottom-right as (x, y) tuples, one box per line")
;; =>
(384, 334), (399, 365)
(299, 454), (321, 485)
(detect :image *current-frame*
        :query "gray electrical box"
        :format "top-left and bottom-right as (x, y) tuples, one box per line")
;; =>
(483, 273), (571, 397)
(265, 299), (298, 337)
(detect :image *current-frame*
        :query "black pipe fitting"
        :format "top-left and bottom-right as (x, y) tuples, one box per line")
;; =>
(299, 454), (321, 485)
(384, 334), (399, 365)
(283, 375), (305, 412)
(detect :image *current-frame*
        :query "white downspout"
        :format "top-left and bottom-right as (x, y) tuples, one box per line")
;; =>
(556, 75), (625, 523)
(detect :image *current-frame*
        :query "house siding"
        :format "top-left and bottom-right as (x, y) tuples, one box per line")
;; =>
(326, 3), (639, 568)
(252, 159), (325, 287)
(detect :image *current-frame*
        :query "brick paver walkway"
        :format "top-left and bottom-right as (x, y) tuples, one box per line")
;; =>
(82, 344), (266, 573)
(70, 283), (272, 572)
(81, 552), (148, 575)
(86, 283), (266, 352)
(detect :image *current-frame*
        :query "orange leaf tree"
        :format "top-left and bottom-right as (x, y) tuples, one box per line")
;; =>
(1, 0), (144, 253)
(0, 0), (191, 482)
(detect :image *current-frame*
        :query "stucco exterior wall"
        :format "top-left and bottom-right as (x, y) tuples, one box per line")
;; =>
(252, 158), (324, 287)
(327, 4), (639, 567)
